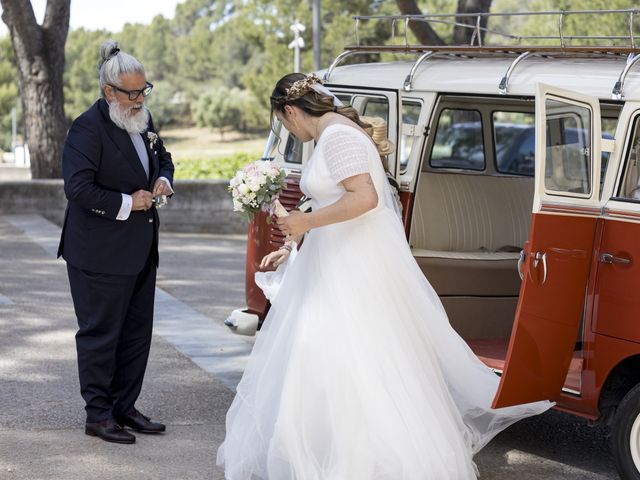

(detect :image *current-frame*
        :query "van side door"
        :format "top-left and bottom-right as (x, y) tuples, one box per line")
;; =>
(593, 106), (640, 344)
(493, 84), (603, 408)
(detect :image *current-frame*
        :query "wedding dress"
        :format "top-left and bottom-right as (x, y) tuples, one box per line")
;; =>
(217, 124), (552, 479)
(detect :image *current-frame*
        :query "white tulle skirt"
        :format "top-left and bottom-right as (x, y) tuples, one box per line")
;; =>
(217, 207), (551, 480)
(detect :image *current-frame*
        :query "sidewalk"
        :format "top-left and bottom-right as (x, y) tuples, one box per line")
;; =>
(0, 214), (617, 479)
(0, 214), (252, 480)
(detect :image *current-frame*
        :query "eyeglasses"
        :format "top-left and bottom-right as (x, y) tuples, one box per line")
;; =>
(108, 82), (154, 100)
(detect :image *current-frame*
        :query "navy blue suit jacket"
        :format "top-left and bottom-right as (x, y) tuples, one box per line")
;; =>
(58, 99), (174, 275)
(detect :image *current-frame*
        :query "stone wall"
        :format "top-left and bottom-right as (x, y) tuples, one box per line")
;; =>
(0, 179), (246, 234)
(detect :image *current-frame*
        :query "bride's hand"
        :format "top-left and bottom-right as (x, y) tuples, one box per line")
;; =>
(260, 249), (290, 269)
(276, 211), (309, 240)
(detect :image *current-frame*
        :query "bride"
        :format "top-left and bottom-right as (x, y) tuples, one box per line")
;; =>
(216, 73), (552, 480)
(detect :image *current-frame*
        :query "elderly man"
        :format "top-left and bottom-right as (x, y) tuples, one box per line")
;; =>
(58, 40), (174, 444)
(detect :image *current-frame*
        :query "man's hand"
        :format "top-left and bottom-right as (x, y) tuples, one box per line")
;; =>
(153, 178), (173, 197)
(132, 189), (153, 211)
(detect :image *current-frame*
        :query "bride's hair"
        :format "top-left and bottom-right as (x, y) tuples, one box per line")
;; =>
(270, 73), (367, 125)
(270, 73), (394, 158)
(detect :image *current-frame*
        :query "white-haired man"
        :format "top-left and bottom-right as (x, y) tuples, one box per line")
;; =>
(58, 40), (174, 444)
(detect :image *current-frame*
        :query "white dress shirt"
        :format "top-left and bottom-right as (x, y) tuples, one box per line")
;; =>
(116, 132), (173, 220)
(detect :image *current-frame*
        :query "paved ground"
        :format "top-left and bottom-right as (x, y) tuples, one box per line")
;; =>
(0, 214), (619, 479)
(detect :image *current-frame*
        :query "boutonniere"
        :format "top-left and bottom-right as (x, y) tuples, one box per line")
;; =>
(146, 131), (158, 151)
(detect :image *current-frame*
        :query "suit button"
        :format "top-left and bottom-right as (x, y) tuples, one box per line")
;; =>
(148, 218), (153, 223)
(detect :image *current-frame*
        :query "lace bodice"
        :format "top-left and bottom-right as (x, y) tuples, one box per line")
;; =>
(300, 124), (384, 211)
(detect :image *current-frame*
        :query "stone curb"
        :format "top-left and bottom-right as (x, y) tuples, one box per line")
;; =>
(0, 179), (246, 234)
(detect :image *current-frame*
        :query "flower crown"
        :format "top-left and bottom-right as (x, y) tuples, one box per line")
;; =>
(285, 73), (323, 101)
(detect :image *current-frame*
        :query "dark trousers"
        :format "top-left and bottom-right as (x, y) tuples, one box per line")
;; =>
(67, 253), (156, 423)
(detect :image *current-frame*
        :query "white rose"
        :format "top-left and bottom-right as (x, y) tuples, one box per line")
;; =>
(247, 180), (262, 192)
(242, 192), (256, 205)
(238, 184), (249, 195)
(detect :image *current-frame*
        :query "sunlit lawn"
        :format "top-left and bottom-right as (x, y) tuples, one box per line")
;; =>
(161, 126), (268, 179)
(162, 126), (266, 161)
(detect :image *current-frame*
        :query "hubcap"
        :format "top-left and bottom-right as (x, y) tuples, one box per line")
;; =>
(631, 413), (640, 473)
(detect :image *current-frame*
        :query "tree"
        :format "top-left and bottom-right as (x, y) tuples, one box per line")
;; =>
(192, 86), (240, 138)
(453, 0), (493, 44)
(0, 35), (19, 152)
(1, 0), (70, 178)
(396, 0), (493, 45)
(395, 0), (445, 45)
(145, 79), (190, 132)
(64, 28), (109, 121)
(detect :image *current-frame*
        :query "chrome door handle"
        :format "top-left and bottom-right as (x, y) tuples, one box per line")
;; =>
(600, 252), (632, 265)
(533, 251), (548, 285)
(517, 250), (526, 280)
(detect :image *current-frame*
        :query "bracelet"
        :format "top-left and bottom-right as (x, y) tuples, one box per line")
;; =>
(279, 244), (292, 252)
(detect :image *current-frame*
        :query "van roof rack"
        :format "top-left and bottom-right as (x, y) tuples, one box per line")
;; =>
(348, 10), (640, 52)
(323, 9), (640, 99)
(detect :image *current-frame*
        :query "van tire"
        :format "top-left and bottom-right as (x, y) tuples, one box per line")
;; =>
(611, 383), (640, 479)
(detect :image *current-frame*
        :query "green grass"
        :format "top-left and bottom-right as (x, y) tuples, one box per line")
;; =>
(173, 151), (262, 180)
(161, 126), (267, 179)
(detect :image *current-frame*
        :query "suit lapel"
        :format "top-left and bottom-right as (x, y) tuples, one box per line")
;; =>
(143, 130), (160, 186)
(97, 99), (148, 184)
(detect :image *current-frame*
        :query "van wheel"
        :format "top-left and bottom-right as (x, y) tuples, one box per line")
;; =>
(612, 383), (640, 479)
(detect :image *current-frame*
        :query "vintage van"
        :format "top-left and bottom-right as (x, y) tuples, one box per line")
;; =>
(226, 10), (640, 479)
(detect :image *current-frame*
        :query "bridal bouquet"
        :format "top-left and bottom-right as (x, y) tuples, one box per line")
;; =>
(229, 160), (288, 222)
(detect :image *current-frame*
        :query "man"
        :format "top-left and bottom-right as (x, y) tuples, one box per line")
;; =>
(58, 40), (174, 444)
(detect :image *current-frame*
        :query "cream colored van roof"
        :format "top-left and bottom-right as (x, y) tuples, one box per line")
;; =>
(325, 57), (640, 101)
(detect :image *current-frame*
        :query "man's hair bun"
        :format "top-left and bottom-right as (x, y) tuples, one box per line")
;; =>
(98, 40), (120, 69)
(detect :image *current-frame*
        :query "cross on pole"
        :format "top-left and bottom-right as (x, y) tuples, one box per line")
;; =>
(289, 20), (306, 73)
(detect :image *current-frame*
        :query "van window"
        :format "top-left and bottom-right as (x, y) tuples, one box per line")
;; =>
(618, 116), (640, 200)
(492, 111), (616, 181)
(284, 134), (302, 164)
(400, 101), (422, 173)
(544, 99), (592, 196)
(430, 108), (484, 170)
(263, 121), (283, 160)
(600, 117), (618, 195)
(336, 94), (352, 105)
(493, 111), (535, 176)
(358, 96), (389, 124)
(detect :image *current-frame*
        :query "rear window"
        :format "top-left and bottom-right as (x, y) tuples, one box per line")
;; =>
(430, 108), (484, 170)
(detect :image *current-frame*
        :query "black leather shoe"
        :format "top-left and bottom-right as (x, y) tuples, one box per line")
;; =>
(85, 418), (136, 444)
(116, 409), (166, 434)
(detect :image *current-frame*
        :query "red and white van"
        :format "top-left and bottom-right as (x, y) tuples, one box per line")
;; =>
(227, 10), (640, 479)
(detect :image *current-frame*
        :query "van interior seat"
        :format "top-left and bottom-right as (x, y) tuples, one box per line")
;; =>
(410, 172), (535, 297)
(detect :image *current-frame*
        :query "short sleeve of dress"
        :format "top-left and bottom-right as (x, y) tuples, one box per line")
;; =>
(321, 127), (371, 184)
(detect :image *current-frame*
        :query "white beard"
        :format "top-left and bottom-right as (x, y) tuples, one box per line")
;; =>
(108, 99), (150, 134)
